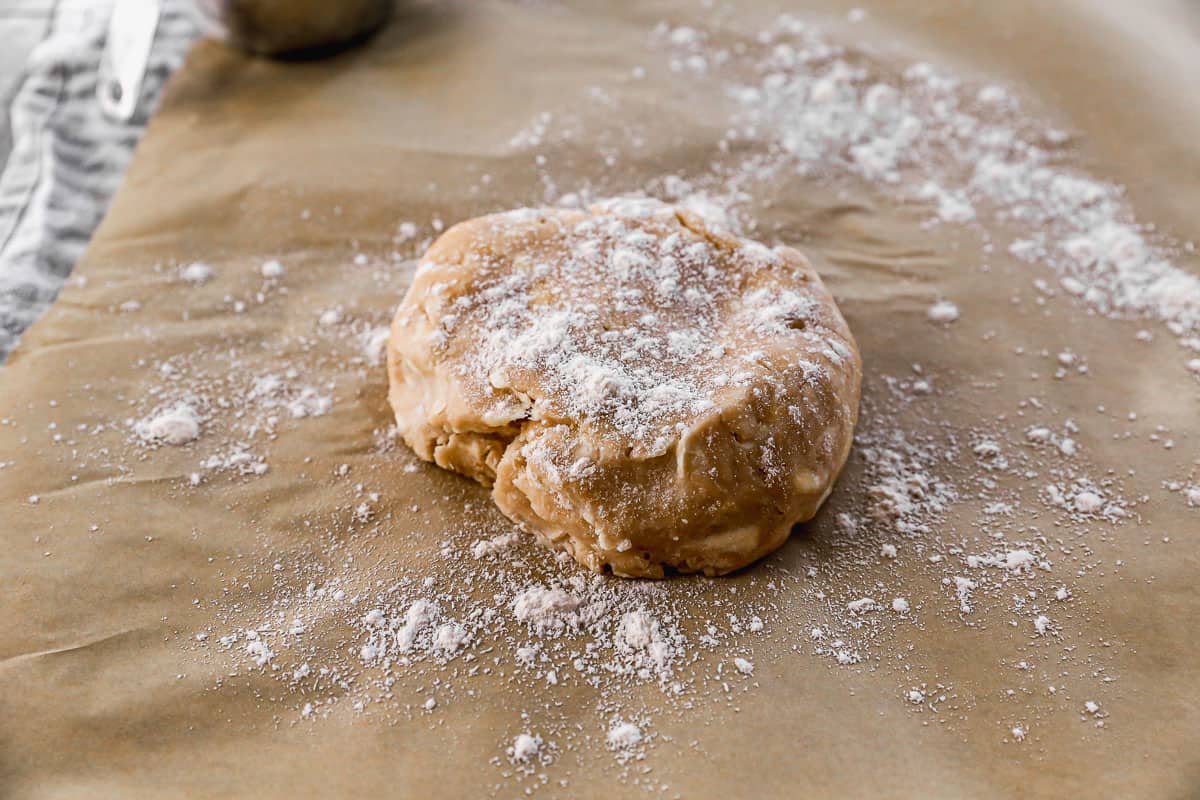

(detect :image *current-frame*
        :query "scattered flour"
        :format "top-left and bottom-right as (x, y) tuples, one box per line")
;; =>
(847, 597), (878, 614)
(607, 721), (643, 751)
(472, 531), (522, 559)
(1187, 486), (1200, 507)
(180, 262), (214, 284)
(510, 733), (542, 763)
(652, 16), (1200, 357)
(926, 300), (961, 324)
(361, 326), (391, 367)
(135, 404), (201, 445)
(1072, 491), (1104, 514)
(512, 586), (584, 634)
(260, 259), (285, 279)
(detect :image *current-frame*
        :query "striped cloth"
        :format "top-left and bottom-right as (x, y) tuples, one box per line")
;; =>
(0, 0), (198, 360)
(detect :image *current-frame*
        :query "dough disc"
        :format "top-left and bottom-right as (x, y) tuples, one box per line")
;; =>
(388, 199), (861, 577)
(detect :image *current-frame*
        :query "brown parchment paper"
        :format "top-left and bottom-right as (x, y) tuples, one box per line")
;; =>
(3, 1), (1200, 798)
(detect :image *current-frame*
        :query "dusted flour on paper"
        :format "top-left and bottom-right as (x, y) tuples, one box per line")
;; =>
(9, 6), (1189, 796)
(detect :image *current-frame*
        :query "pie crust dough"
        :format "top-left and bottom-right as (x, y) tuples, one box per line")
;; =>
(388, 199), (861, 577)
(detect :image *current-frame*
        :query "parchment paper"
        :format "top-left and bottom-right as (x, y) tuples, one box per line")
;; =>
(2, 1), (1199, 797)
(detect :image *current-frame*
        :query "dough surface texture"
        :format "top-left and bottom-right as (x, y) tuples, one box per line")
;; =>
(388, 199), (861, 577)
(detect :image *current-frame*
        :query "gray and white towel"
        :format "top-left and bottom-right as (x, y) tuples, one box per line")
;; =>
(0, 0), (198, 360)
